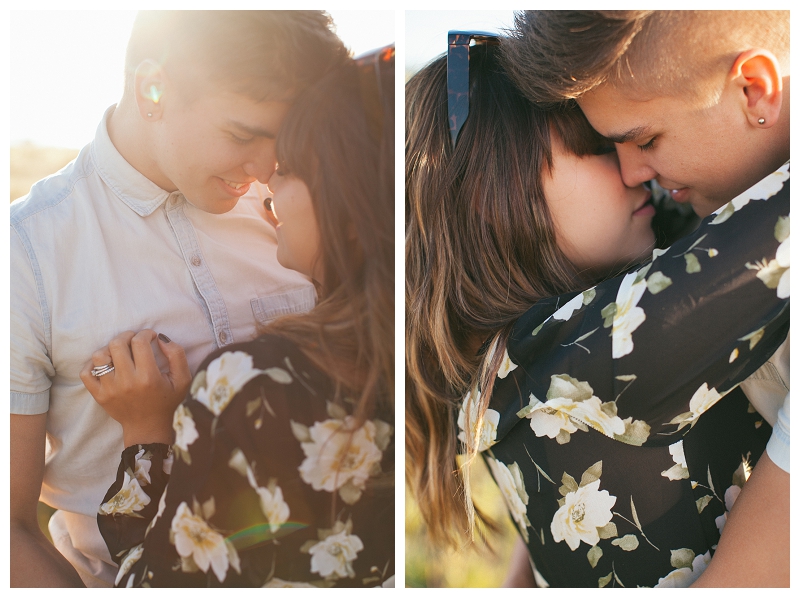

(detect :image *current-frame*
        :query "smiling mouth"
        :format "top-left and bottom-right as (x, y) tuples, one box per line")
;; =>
(221, 178), (248, 190)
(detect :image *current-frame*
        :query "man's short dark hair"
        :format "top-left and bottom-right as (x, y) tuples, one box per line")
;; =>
(501, 10), (789, 107)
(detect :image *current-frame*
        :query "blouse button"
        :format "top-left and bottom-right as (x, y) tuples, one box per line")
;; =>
(191, 255), (202, 267)
(219, 331), (228, 343)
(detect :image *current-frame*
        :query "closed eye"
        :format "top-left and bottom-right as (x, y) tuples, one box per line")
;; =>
(230, 133), (254, 145)
(637, 137), (656, 152)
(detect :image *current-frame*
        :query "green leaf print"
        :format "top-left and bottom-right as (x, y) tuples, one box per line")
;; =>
(587, 545), (603, 568)
(646, 271), (673, 294)
(684, 253), (701, 273)
(670, 548), (695, 569)
(611, 535), (640, 551)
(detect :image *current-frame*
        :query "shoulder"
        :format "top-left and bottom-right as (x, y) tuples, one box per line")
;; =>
(10, 143), (96, 227)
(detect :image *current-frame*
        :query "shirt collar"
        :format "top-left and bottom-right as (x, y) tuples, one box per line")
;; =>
(91, 105), (172, 217)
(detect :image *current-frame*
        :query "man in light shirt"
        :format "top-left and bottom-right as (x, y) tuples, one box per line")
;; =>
(10, 11), (348, 587)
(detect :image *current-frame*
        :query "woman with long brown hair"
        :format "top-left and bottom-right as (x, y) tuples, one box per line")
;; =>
(79, 47), (395, 587)
(406, 39), (788, 587)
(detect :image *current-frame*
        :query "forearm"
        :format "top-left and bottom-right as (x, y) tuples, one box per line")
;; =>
(691, 453), (789, 587)
(10, 521), (85, 587)
(502, 535), (537, 587)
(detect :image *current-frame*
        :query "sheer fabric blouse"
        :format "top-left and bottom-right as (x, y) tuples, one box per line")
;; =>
(97, 335), (394, 587)
(465, 166), (789, 587)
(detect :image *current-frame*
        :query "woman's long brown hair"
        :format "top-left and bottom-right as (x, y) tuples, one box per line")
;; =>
(406, 45), (607, 548)
(266, 56), (394, 426)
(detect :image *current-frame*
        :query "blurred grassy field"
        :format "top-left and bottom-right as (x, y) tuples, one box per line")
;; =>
(11, 143), (79, 202)
(11, 143), (80, 541)
(405, 456), (520, 587)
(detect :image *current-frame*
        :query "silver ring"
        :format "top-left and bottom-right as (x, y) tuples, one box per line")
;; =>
(91, 363), (115, 377)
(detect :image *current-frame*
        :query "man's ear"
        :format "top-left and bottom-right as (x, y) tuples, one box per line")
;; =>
(134, 59), (166, 122)
(728, 48), (783, 129)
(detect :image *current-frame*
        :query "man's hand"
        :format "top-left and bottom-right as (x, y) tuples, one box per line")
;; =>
(692, 453), (789, 587)
(10, 413), (85, 587)
(80, 330), (191, 446)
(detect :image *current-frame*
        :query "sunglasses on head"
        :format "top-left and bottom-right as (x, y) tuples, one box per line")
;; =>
(355, 44), (394, 143)
(447, 31), (500, 149)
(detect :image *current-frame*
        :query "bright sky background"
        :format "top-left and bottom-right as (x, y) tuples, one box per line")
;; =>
(405, 10), (516, 75)
(9, 10), (395, 149)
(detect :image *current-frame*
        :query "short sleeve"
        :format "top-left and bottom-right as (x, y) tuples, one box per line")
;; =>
(11, 225), (54, 414)
(766, 391), (790, 473)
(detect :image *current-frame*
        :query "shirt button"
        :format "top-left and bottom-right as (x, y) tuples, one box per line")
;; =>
(191, 255), (202, 267)
(219, 331), (227, 343)
(171, 195), (179, 205)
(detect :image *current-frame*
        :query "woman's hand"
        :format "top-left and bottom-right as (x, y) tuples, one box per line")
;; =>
(80, 330), (192, 447)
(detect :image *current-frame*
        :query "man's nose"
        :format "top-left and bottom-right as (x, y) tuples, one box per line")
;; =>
(243, 141), (278, 184)
(615, 143), (658, 188)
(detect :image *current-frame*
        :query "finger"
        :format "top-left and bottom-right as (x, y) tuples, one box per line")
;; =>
(107, 331), (137, 378)
(91, 348), (113, 368)
(80, 360), (103, 399)
(130, 329), (159, 378)
(157, 334), (192, 393)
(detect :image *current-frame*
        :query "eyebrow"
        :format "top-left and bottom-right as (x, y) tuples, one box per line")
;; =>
(604, 125), (653, 144)
(226, 119), (278, 139)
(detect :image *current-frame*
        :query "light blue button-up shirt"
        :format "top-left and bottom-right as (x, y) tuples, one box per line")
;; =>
(10, 105), (315, 585)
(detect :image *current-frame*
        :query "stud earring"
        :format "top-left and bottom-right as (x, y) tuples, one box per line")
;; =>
(147, 112), (153, 117)
(758, 117), (766, 125)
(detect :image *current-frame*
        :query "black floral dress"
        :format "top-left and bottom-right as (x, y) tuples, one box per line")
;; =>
(97, 335), (394, 587)
(463, 165), (789, 587)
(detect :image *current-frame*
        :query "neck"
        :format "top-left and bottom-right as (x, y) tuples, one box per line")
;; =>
(107, 98), (177, 192)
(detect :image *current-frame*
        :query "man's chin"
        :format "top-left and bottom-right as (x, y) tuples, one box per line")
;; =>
(688, 191), (728, 219)
(184, 195), (240, 214)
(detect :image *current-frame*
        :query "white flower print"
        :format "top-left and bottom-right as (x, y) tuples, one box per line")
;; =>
(711, 163), (789, 224)
(668, 383), (725, 431)
(298, 417), (385, 500)
(192, 351), (263, 416)
(526, 397), (580, 444)
(98, 470), (151, 516)
(114, 544), (144, 586)
(254, 485), (290, 534)
(754, 233), (790, 298)
(173, 404), (199, 451)
(661, 440), (690, 481)
(611, 271), (647, 358)
(457, 388), (500, 452)
(551, 479), (616, 551)
(553, 292), (584, 322)
(228, 449), (290, 533)
(497, 347), (518, 379)
(487, 458), (531, 542)
(132, 448), (152, 485)
(715, 484), (743, 534)
(170, 501), (239, 583)
(309, 529), (364, 580)
(522, 375), (626, 443)
(655, 551), (712, 587)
